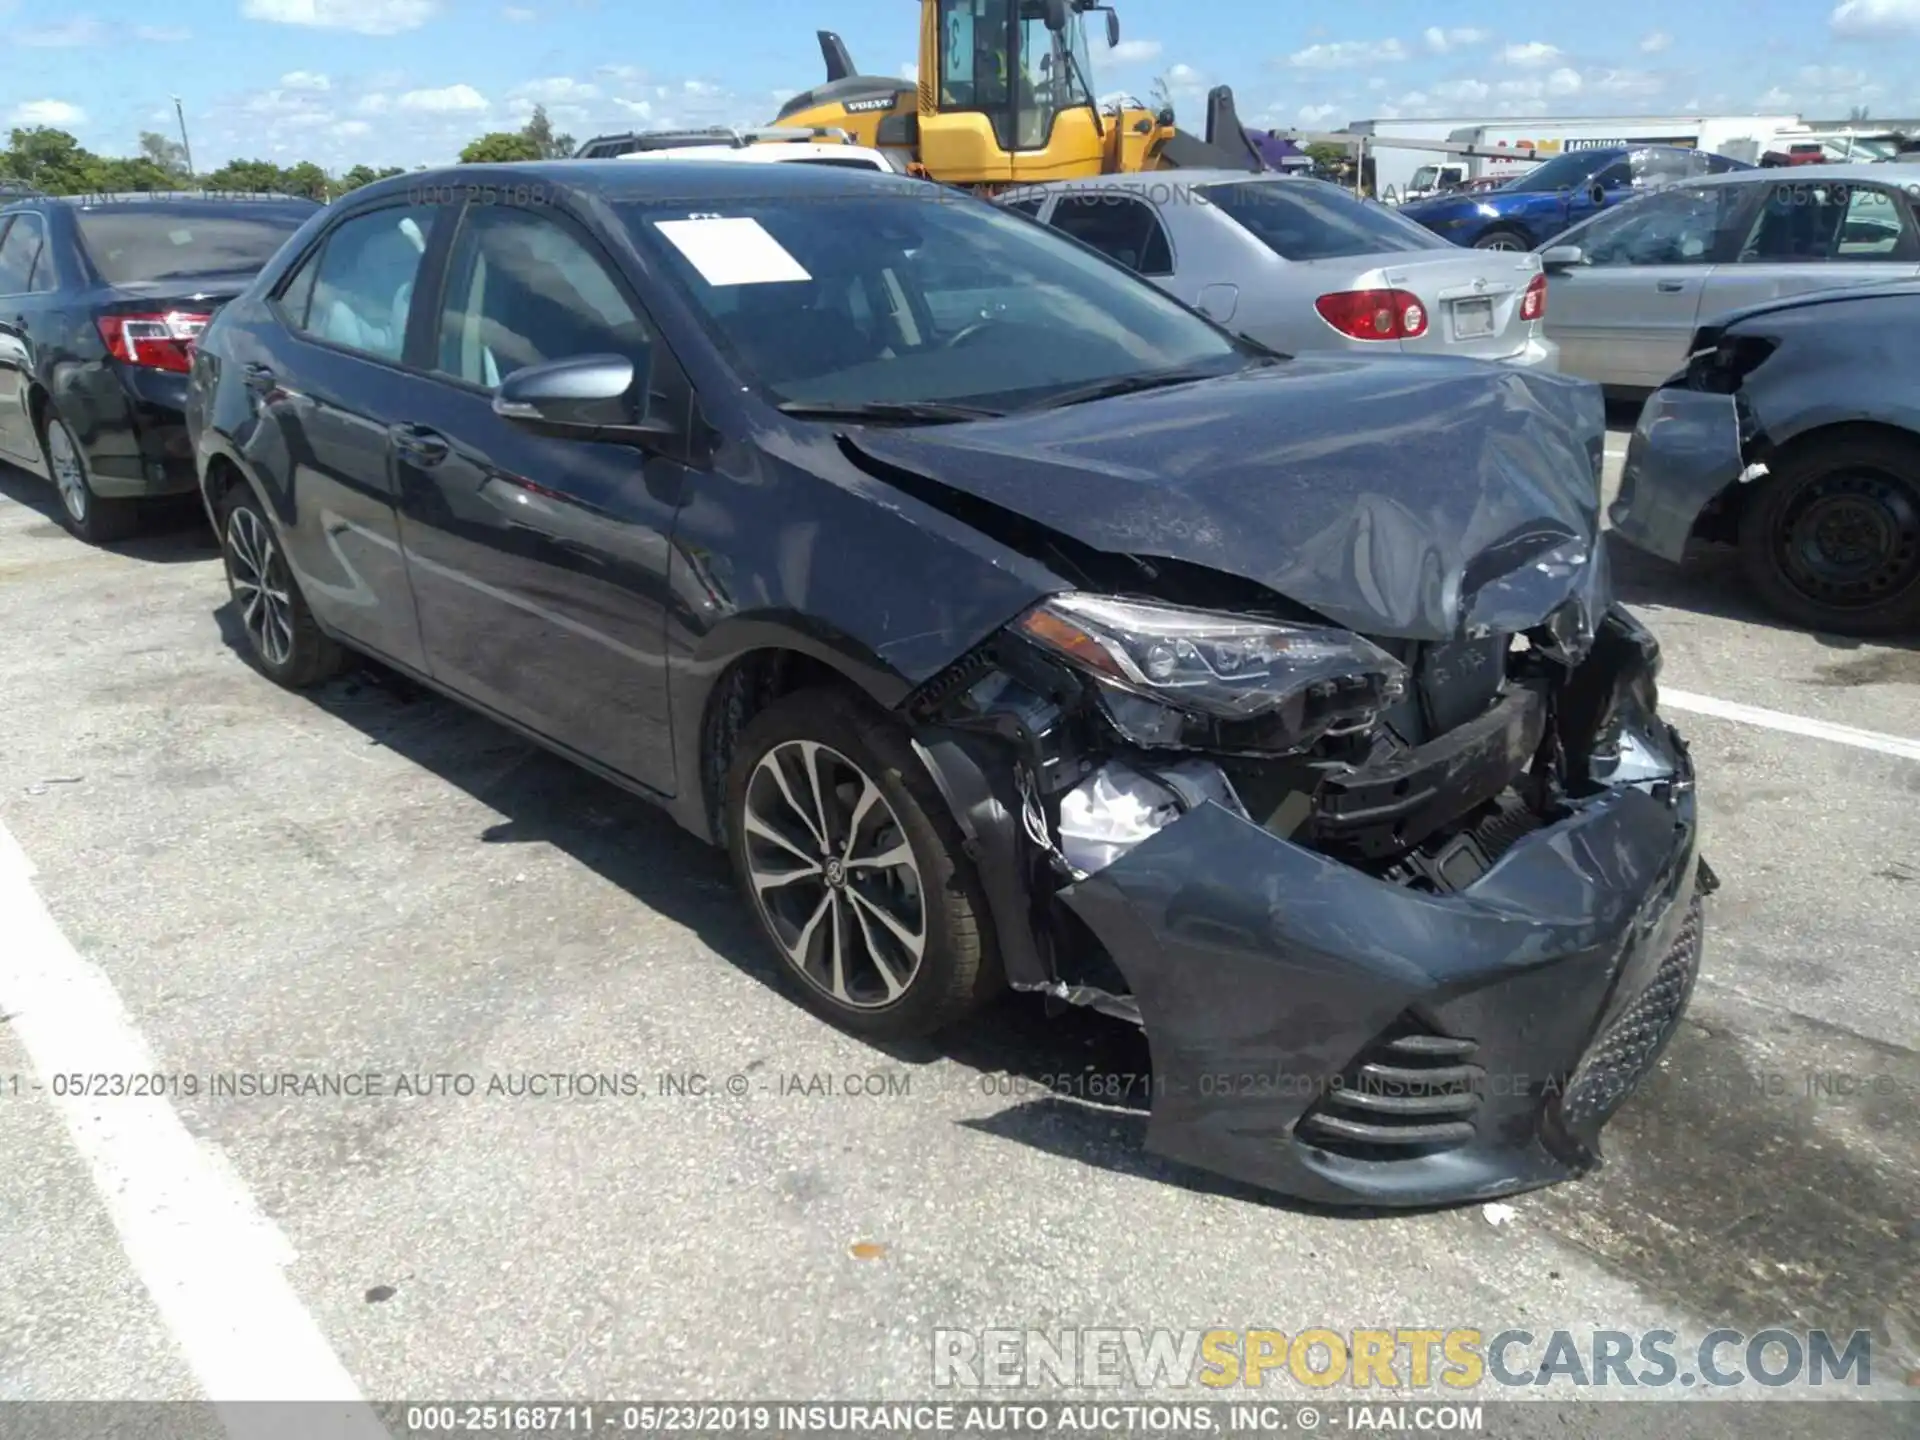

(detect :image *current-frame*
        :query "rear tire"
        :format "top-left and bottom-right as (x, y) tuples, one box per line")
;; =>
(1738, 433), (1920, 636)
(39, 408), (140, 544)
(217, 487), (345, 687)
(724, 686), (1002, 1041)
(1472, 227), (1530, 252)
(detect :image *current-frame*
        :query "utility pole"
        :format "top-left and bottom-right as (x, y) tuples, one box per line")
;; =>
(172, 96), (195, 179)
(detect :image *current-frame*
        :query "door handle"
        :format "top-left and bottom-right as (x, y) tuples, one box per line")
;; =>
(1656, 280), (1686, 293)
(389, 423), (449, 466)
(242, 362), (275, 390)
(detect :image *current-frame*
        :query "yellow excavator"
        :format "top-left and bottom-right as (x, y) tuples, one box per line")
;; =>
(768, 0), (1270, 187)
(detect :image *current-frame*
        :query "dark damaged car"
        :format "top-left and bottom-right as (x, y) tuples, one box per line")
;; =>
(186, 162), (1713, 1208)
(1614, 281), (1920, 635)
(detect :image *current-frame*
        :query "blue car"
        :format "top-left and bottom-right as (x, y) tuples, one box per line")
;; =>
(1398, 145), (1752, 251)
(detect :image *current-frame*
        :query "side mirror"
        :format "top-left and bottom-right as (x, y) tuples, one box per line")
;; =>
(1106, 8), (1121, 47)
(1587, 181), (1607, 206)
(1042, 0), (1069, 33)
(1540, 244), (1584, 269)
(492, 352), (675, 442)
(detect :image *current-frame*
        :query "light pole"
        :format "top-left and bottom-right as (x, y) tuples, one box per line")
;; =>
(172, 95), (195, 179)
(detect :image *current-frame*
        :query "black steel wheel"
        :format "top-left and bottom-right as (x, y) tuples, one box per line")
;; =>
(1739, 432), (1920, 636)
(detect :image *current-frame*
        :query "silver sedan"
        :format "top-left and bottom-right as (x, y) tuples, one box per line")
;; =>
(999, 170), (1558, 370)
(1538, 162), (1920, 390)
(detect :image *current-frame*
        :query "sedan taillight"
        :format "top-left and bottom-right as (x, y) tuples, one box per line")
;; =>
(1314, 288), (1428, 341)
(97, 311), (212, 373)
(1519, 272), (1547, 322)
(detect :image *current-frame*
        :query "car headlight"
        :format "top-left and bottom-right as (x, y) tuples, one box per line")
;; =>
(1014, 593), (1408, 753)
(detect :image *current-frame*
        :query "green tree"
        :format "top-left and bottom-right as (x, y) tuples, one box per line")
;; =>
(334, 163), (406, 195)
(1304, 141), (1350, 168)
(520, 104), (575, 160)
(138, 130), (192, 181)
(88, 156), (178, 192)
(282, 160), (329, 200)
(459, 130), (542, 163)
(204, 157), (289, 192)
(1, 127), (99, 192)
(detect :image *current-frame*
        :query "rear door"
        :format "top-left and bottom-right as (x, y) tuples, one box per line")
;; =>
(1043, 193), (1177, 291)
(1699, 178), (1920, 327)
(0, 212), (50, 463)
(1544, 183), (1747, 387)
(244, 199), (451, 673)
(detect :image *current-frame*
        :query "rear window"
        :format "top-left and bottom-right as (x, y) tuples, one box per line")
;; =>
(75, 203), (312, 284)
(1199, 180), (1448, 260)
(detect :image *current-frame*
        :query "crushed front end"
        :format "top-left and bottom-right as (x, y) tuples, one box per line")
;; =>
(911, 572), (1712, 1208)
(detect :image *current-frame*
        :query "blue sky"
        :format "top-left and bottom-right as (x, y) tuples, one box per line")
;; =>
(10, 0), (1919, 171)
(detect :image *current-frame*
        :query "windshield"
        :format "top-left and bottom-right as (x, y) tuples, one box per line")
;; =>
(623, 191), (1247, 409)
(1499, 150), (1614, 194)
(76, 203), (312, 283)
(1201, 179), (1448, 259)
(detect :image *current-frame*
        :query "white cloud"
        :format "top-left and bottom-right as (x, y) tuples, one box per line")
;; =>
(1755, 86), (1794, 107)
(900, 62), (919, 82)
(281, 70), (331, 91)
(1110, 38), (1162, 64)
(1287, 39), (1408, 70)
(597, 64), (647, 83)
(1830, 0), (1920, 37)
(240, 0), (439, 36)
(1423, 26), (1489, 54)
(17, 17), (108, 44)
(137, 25), (192, 41)
(334, 119), (372, 137)
(1500, 41), (1564, 68)
(1431, 78), (1492, 104)
(1639, 30), (1673, 52)
(1166, 63), (1202, 83)
(1297, 102), (1341, 126)
(395, 83), (486, 112)
(12, 99), (86, 125)
(501, 4), (535, 18)
(1588, 68), (1666, 99)
(511, 76), (600, 103)
(1496, 67), (1586, 101)
(614, 98), (655, 120)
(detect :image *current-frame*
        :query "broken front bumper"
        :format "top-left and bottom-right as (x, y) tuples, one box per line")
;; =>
(1610, 387), (1747, 564)
(1056, 769), (1703, 1209)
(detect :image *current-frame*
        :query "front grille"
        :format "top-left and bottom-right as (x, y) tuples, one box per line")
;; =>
(1559, 896), (1705, 1130)
(1296, 1014), (1484, 1160)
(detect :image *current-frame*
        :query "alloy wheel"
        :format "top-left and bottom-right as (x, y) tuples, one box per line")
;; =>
(1477, 234), (1526, 252)
(46, 421), (89, 523)
(1775, 467), (1920, 613)
(741, 739), (926, 1010)
(225, 506), (296, 668)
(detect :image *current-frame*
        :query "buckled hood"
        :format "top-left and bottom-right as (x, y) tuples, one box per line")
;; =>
(844, 354), (1611, 642)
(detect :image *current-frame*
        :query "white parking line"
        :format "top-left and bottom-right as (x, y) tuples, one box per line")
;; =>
(1662, 688), (1920, 762)
(0, 818), (390, 1434)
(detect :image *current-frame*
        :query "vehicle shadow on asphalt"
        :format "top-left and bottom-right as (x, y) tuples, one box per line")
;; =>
(0, 463), (216, 563)
(1606, 532), (1920, 665)
(207, 619), (1382, 1216)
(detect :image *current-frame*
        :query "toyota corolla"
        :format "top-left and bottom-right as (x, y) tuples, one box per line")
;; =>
(186, 161), (1713, 1207)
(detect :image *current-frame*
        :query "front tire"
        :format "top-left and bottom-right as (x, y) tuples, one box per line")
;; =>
(218, 488), (344, 687)
(725, 686), (1002, 1040)
(1738, 433), (1920, 636)
(40, 408), (140, 544)
(1472, 227), (1529, 252)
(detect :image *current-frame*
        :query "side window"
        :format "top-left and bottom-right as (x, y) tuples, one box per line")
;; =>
(436, 205), (649, 388)
(300, 204), (438, 363)
(1583, 187), (1730, 266)
(1738, 182), (1881, 263)
(1003, 198), (1045, 218)
(1591, 161), (1632, 192)
(274, 247), (322, 329)
(1836, 186), (1910, 258)
(0, 214), (45, 295)
(1048, 195), (1174, 276)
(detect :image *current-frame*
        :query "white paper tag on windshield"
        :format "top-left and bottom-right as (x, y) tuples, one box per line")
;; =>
(654, 217), (811, 286)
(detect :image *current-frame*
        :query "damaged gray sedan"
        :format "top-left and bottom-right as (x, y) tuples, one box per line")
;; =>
(189, 161), (1712, 1209)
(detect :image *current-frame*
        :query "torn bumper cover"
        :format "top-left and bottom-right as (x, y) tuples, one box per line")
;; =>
(1058, 773), (1701, 1209)
(1610, 387), (1751, 564)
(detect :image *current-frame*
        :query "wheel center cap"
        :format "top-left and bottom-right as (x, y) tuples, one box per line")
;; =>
(824, 856), (847, 888)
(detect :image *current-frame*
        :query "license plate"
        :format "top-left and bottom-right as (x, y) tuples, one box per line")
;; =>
(1453, 297), (1495, 338)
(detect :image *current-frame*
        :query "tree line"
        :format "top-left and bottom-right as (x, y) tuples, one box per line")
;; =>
(0, 106), (579, 200)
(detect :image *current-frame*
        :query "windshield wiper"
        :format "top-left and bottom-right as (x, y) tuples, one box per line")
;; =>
(776, 399), (1004, 424)
(1024, 364), (1232, 411)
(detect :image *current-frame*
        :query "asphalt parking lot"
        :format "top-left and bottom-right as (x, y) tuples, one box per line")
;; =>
(0, 424), (1915, 1431)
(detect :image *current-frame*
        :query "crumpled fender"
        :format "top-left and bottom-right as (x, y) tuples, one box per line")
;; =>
(1611, 388), (1746, 564)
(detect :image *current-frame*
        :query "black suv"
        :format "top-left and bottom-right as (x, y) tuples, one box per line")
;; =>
(0, 190), (316, 541)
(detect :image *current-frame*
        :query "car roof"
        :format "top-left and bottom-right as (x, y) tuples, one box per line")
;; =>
(359, 158), (928, 206)
(618, 142), (894, 168)
(32, 190), (320, 206)
(1690, 160), (1920, 186)
(1000, 169), (1325, 201)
